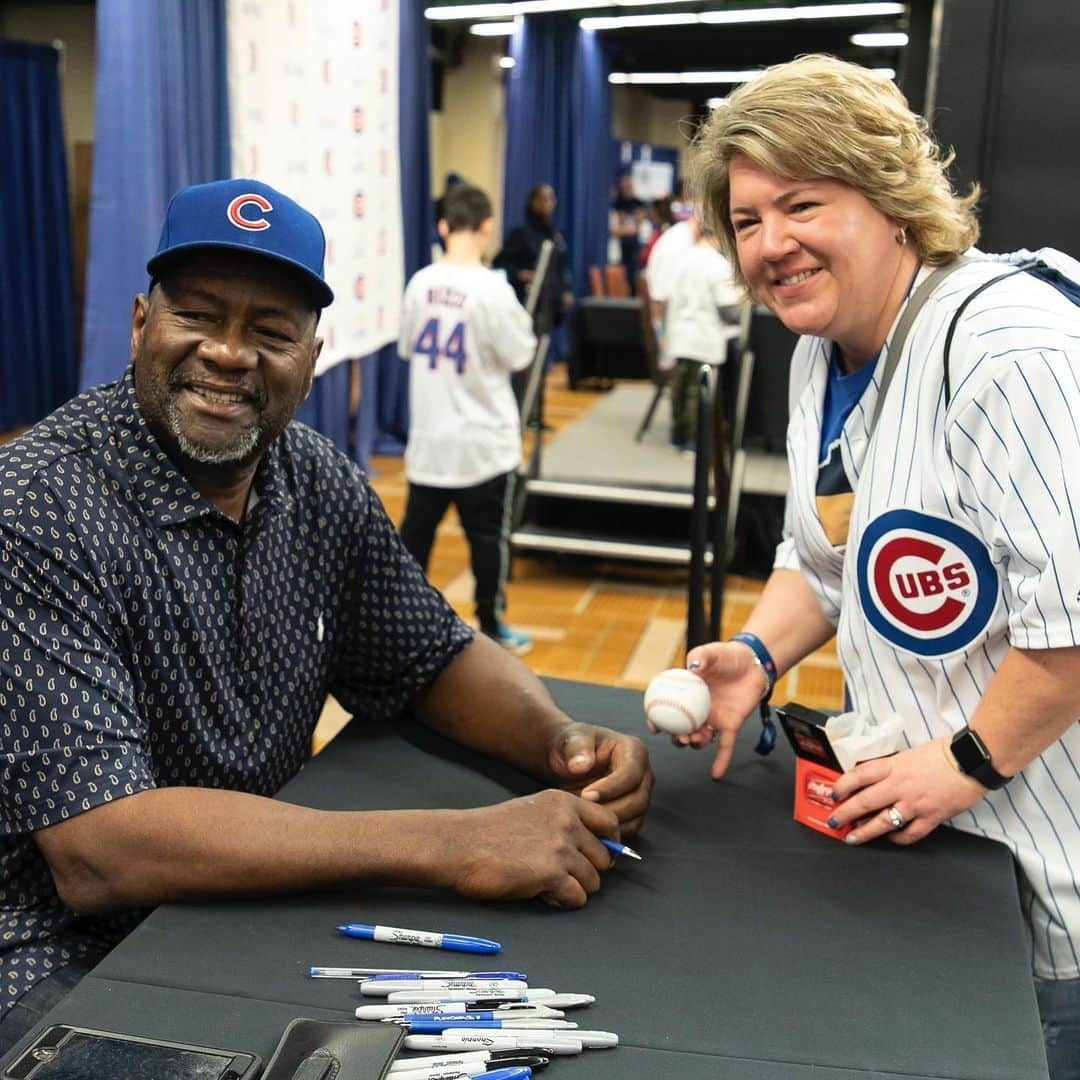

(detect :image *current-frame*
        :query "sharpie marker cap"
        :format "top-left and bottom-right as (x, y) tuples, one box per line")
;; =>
(387, 987), (529, 1003)
(387, 1051), (549, 1074)
(365, 972), (526, 983)
(555, 1030), (619, 1048)
(472, 994), (593, 1010)
(397, 1019), (576, 1034)
(363, 980), (526, 998)
(404, 1035), (583, 1056)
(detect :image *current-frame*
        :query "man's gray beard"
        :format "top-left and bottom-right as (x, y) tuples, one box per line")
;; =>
(167, 399), (265, 467)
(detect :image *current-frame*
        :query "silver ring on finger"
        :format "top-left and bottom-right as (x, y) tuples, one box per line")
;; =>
(885, 805), (906, 830)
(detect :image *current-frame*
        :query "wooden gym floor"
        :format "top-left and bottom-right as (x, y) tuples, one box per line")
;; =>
(317, 366), (843, 750)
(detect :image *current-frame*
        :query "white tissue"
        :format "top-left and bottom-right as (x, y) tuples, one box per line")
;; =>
(823, 711), (906, 772)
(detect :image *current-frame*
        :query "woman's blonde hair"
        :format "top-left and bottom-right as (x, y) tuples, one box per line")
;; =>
(689, 54), (981, 292)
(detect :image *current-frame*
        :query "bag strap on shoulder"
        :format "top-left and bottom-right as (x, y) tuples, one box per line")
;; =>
(869, 256), (1047, 436)
(869, 259), (966, 437)
(942, 258), (1043, 406)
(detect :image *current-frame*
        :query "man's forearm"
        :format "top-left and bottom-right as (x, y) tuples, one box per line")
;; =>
(416, 634), (570, 783)
(967, 645), (1079, 777)
(36, 788), (463, 914)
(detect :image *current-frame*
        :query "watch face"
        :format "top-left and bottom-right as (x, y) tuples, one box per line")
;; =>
(952, 729), (989, 774)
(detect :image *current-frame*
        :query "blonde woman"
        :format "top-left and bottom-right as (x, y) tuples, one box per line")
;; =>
(686, 55), (1079, 1077)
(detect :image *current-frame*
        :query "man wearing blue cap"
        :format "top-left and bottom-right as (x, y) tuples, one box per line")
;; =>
(0, 179), (652, 1050)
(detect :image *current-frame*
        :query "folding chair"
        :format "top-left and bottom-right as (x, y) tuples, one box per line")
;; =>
(633, 274), (668, 441)
(604, 264), (630, 298)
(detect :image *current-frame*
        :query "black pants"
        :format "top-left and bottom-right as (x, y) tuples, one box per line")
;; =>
(668, 357), (703, 445)
(400, 470), (516, 636)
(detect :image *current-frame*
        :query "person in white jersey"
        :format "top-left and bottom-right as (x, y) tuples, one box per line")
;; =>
(399, 185), (537, 655)
(685, 55), (1079, 1077)
(662, 228), (741, 450)
(643, 214), (698, 352)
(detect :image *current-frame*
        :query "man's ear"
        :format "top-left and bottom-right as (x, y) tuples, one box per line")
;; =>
(437, 219), (450, 242)
(130, 294), (150, 362)
(301, 336), (323, 401)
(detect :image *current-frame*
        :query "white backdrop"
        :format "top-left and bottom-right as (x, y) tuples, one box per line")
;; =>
(227, 0), (403, 374)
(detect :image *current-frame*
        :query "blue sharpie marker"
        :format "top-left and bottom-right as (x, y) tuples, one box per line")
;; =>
(337, 923), (501, 955)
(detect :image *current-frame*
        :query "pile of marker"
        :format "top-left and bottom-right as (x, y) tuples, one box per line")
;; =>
(311, 965), (616, 1080)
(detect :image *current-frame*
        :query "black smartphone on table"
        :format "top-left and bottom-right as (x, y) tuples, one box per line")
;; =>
(3, 1025), (260, 1080)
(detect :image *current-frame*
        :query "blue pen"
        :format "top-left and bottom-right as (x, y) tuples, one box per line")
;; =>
(600, 838), (643, 861)
(337, 923), (501, 954)
(365, 971), (526, 983)
(475, 1070), (531, 1080)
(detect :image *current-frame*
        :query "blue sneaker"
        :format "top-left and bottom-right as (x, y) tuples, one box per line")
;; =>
(488, 623), (533, 656)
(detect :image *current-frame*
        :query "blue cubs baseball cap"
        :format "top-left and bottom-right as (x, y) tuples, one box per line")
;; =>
(146, 178), (334, 308)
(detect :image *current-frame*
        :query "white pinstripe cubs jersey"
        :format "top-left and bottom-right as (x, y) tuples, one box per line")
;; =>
(777, 249), (1080, 979)
(399, 262), (536, 488)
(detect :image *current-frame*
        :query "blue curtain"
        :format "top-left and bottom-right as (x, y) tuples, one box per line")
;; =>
(0, 41), (77, 430)
(503, 18), (611, 303)
(80, 0), (229, 390)
(569, 30), (613, 306)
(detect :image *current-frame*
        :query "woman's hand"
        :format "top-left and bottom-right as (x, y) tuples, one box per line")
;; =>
(682, 642), (771, 778)
(828, 738), (987, 845)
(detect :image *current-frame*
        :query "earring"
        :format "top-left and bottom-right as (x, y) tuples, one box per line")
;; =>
(896, 226), (907, 246)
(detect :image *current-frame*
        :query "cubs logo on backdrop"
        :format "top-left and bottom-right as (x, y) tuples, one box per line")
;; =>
(857, 509), (998, 657)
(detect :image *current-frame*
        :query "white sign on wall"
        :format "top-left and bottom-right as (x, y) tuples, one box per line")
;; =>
(227, 0), (403, 373)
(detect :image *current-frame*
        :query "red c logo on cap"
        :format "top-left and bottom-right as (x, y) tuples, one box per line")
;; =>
(227, 194), (273, 231)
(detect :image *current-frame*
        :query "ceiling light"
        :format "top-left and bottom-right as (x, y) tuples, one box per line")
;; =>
(783, 2), (905, 17)
(706, 97), (729, 108)
(425, 0), (615, 16)
(850, 31), (909, 46)
(516, 0), (610, 10)
(609, 69), (764, 86)
(582, 12), (699, 28)
(698, 7), (798, 24)
(681, 69), (763, 83)
(586, 3), (906, 32)
(425, 3), (515, 19)
(499, 55), (516, 68)
(700, 4), (906, 24)
(470, 20), (516, 34)
(428, 0), (906, 29)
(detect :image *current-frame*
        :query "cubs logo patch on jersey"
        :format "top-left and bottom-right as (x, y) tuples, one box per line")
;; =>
(856, 509), (999, 657)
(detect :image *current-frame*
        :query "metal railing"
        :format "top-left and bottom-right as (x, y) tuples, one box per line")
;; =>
(686, 325), (747, 652)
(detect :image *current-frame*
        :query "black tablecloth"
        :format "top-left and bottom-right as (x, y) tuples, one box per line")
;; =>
(1, 679), (1047, 1079)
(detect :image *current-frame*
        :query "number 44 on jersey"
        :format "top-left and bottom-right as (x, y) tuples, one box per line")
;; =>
(414, 317), (468, 374)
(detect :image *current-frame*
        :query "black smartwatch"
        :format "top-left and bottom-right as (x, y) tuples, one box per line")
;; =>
(949, 726), (1011, 789)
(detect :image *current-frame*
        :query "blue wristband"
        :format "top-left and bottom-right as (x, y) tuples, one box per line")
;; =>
(730, 632), (778, 757)
(730, 632), (777, 702)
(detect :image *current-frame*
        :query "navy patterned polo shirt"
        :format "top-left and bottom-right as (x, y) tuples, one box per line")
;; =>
(0, 368), (473, 1012)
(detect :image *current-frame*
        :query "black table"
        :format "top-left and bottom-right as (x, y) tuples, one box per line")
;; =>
(568, 299), (650, 385)
(2, 679), (1047, 1079)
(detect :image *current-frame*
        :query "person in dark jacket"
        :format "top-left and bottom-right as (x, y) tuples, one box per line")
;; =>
(494, 184), (573, 336)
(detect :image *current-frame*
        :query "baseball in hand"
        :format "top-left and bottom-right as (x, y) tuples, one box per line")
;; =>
(644, 668), (711, 735)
